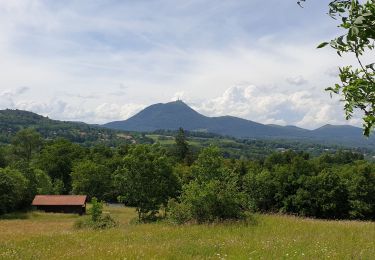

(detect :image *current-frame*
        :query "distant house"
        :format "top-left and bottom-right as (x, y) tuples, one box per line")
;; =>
(32, 195), (87, 215)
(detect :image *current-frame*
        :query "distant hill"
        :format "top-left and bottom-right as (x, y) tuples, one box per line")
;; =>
(0, 109), (146, 145)
(103, 100), (375, 149)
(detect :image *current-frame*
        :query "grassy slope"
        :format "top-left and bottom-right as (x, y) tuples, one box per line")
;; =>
(0, 206), (374, 259)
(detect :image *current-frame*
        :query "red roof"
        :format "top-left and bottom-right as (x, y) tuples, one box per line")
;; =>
(32, 195), (87, 206)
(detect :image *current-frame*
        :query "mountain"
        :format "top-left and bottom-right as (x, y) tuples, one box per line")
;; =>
(103, 101), (375, 148)
(104, 101), (303, 137)
(0, 109), (142, 145)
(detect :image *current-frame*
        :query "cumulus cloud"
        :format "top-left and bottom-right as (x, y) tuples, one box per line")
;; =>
(286, 76), (308, 86)
(94, 103), (144, 122)
(11, 98), (144, 123)
(193, 85), (356, 129)
(0, 86), (30, 108)
(0, 86), (144, 123)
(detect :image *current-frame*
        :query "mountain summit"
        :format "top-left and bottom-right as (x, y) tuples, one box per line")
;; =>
(103, 100), (298, 137)
(104, 101), (209, 132)
(102, 101), (373, 147)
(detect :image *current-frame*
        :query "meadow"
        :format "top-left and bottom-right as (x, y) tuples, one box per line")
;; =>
(0, 205), (374, 259)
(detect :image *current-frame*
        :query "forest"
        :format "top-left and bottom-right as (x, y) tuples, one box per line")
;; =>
(1, 128), (374, 222)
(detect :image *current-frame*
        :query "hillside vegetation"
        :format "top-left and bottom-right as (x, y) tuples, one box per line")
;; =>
(2, 108), (371, 160)
(0, 109), (152, 146)
(0, 205), (374, 259)
(146, 131), (375, 160)
(1, 128), (374, 221)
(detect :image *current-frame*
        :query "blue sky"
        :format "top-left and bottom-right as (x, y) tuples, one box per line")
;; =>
(0, 0), (364, 128)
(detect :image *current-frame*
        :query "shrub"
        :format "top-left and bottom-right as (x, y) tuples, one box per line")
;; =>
(74, 214), (118, 230)
(74, 198), (117, 230)
(167, 199), (192, 224)
(169, 146), (246, 224)
(91, 214), (118, 229)
(90, 198), (103, 222)
(0, 168), (28, 214)
(181, 180), (245, 223)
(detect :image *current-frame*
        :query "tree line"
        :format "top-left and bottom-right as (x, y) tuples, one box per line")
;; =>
(0, 128), (374, 222)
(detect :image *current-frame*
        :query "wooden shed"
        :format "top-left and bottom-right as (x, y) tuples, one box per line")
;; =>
(32, 195), (87, 215)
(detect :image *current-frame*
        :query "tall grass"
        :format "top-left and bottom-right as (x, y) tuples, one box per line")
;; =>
(0, 206), (374, 259)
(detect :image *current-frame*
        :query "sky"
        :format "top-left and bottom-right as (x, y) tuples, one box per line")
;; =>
(0, 0), (367, 129)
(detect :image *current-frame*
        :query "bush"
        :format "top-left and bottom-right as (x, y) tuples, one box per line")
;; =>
(169, 146), (246, 224)
(74, 214), (117, 230)
(181, 180), (245, 223)
(0, 168), (28, 214)
(74, 197), (117, 230)
(91, 214), (118, 229)
(167, 199), (192, 224)
(90, 198), (103, 222)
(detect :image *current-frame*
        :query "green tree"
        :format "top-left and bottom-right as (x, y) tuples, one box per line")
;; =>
(342, 162), (375, 219)
(243, 168), (278, 212)
(35, 139), (84, 194)
(52, 179), (64, 195)
(290, 169), (349, 218)
(0, 146), (7, 168)
(115, 144), (180, 221)
(12, 128), (43, 162)
(35, 169), (53, 195)
(0, 168), (28, 214)
(174, 127), (189, 162)
(170, 146), (245, 223)
(191, 146), (227, 182)
(72, 160), (112, 200)
(19, 167), (38, 208)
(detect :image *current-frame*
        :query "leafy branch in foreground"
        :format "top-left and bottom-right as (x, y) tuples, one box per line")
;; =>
(301, 0), (375, 136)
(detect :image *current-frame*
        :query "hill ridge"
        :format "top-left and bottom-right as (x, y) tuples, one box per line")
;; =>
(103, 101), (374, 148)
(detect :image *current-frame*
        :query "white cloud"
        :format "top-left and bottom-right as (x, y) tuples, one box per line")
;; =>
(0, 86), (30, 108)
(171, 91), (185, 101)
(286, 75), (308, 86)
(94, 103), (144, 122)
(193, 85), (359, 129)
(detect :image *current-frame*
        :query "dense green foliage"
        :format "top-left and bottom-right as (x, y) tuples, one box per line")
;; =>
(174, 127), (190, 163)
(72, 160), (112, 200)
(0, 168), (27, 214)
(244, 150), (374, 219)
(115, 144), (180, 221)
(0, 128), (374, 222)
(170, 147), (244, 223)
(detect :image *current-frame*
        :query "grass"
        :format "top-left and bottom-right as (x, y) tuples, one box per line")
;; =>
(0, 206), (374, 259)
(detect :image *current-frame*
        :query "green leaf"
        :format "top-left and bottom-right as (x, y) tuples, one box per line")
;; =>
(354, 16), (365, 25)
(362, 12), (372, 17)
(351, 26), (359, 36)
(317, 42), (329, 48)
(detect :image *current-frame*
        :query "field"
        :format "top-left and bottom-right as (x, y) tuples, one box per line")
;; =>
(0, 206), (374, 259)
